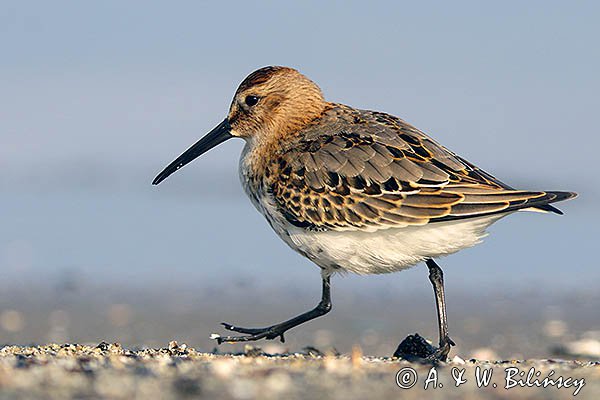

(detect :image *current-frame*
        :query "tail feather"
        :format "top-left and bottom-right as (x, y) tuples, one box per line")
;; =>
(434, 190), (577, 223)
(531, 191), (578, 215)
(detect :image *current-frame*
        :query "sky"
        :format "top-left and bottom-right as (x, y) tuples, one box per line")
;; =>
(1, 1), (598, 293)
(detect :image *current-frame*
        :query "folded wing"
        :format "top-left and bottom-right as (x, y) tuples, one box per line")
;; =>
(269, 106), (576, 231)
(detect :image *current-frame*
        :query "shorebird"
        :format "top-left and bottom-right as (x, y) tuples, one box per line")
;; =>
(152, 66), (576, 361)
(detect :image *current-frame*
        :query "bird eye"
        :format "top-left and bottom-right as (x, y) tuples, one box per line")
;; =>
(244, 95), (259, 107)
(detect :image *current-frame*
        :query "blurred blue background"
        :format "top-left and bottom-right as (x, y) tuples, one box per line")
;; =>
(0, 1), (598, 356)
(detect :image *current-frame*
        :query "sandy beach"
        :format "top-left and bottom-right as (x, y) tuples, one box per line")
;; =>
(0, 342), (598, 399)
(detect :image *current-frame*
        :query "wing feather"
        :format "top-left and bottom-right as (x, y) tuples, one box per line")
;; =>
(268, 105), (575, 231)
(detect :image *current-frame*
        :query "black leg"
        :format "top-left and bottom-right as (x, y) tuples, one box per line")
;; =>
(425, 259), (455, 360)
(214, 276), (332, 344)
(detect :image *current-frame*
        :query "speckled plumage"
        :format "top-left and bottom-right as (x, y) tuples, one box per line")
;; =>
(252, 103), (572, 233)
(227, 67), (576, 276)
(153, 66), (576, 354)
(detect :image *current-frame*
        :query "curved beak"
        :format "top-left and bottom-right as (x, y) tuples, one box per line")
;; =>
(152, 119), (232, 185)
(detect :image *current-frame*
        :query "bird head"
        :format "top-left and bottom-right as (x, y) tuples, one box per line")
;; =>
(152, 66), (325, 185)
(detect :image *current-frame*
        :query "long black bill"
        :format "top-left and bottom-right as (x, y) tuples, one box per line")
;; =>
(152, 119), (232, 185)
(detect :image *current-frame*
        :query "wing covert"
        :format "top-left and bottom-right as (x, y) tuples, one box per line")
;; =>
(268, 106), (552, 231)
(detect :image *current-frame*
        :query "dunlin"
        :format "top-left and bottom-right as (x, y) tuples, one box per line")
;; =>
(153, 66), (576, 361)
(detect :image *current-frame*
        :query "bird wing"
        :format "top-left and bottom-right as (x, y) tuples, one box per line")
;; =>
(269, 105), (574, 231)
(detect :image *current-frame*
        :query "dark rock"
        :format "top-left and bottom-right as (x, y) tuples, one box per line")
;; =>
(393, 333), (436, 360)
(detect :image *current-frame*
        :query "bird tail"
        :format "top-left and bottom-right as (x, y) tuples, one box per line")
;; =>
(524, 191), (578, 215)
(434, 190), (577, 223)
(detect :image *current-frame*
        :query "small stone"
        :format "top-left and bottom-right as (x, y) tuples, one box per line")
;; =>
(244, 345), (263, 357)
(302, 346), (324, 357)
(450, 355), (465, 365)
(96, 341), (110, 351)
(393, 333), (435, 360)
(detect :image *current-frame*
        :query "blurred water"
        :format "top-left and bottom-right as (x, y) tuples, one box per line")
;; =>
(1, 186), (592, 292)
(0, 187), (596, 356)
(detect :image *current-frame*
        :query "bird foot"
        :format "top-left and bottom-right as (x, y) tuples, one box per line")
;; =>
(393, 333), (455, 364)
(211, 322), (286, 344)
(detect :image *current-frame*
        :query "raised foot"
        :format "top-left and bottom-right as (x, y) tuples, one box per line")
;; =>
(393, 333), (455, 364)
(212, 322), (286, 344)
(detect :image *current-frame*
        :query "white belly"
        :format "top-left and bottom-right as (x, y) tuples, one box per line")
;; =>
(282, 214), (505, 275)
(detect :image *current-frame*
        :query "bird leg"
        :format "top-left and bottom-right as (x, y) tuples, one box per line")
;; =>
(213, 276), (332, 344)
(425, 259), (455, 360)
(394, 259), (455, 362)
